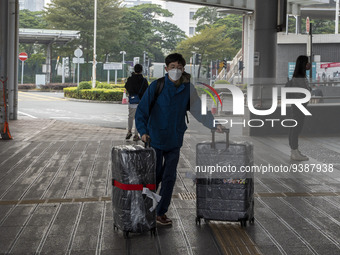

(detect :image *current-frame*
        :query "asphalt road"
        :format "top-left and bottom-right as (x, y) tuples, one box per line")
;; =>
(18, 91), (128, 129)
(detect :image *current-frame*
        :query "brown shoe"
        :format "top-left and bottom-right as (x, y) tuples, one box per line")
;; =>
(156, 215), (172, 226)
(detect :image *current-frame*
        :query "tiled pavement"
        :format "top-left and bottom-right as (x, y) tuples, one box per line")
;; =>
(0, 118), (340, 254)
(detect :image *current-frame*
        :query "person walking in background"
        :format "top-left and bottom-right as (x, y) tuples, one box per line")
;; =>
(125, 64), (148, 141)
(289, 55), (311, 161)
(135, 53), (223, 225)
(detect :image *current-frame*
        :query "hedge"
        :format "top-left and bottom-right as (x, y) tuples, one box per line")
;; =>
(18, 83), (77, 90)
(78, 81), (93, 90)
(64, 87), (125, 101)
(18, 84), (36, 90)
(96, 82), (125, 89)
(41, 83), (77, 90)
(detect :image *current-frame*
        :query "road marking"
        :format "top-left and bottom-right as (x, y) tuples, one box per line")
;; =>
(49, 117), (72, 119)
(18, 111), (37, 118)
(19, 93), (50, 101)
(18, 91), (65, 101)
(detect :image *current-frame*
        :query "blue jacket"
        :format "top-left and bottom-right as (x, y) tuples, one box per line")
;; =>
(135, 74), (214, 151)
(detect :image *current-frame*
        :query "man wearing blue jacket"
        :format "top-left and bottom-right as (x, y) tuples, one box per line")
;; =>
(135, 53), (222, 225)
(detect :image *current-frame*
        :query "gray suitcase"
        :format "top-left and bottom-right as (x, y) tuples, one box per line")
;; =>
(111, 144), (157, 238)
(195, 130), (254, 227)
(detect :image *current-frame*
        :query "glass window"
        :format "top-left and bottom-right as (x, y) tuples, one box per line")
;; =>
(189, 27), (195, 35)
(189, 12), (195, 20)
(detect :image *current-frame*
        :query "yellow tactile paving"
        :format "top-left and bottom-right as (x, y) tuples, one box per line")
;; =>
(0, 196), (112, 205)
(210, 222), (262, 255)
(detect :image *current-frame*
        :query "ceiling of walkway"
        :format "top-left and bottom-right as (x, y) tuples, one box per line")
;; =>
(167, 0), (332, 12)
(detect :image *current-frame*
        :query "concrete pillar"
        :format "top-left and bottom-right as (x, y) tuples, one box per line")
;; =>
(0, 0), (9, 130)
(8, 0), (19, 120)
(46, 43), (52, 84)
(253, 0), (278, 106)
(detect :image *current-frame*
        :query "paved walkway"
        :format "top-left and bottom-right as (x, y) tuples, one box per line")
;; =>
(0, 118), (340, 255)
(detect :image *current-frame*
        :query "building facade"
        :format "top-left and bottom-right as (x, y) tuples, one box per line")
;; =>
(123, 0), (202, 37)
(19, 0), (46, 11)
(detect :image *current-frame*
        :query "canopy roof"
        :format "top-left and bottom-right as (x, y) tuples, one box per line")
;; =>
(19, 28), (80, 44)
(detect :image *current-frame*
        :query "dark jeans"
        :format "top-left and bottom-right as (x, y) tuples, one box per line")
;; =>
(289, 105), (306, 150)
(153, 147), (180, 216)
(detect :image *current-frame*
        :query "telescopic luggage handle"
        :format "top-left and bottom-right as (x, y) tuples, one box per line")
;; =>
(211, 128), (229, 149)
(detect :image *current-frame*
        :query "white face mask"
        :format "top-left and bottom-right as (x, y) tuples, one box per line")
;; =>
(168, 69), (182, 81)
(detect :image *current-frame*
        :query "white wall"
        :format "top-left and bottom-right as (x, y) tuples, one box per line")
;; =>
(151, 0), (202, 37)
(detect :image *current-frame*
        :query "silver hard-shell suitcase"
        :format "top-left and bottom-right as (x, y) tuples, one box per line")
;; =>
(195, 129), (254, 227)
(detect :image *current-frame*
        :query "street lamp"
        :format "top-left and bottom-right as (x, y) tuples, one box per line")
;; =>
(92, 0), (97, 88)
(120, 51), (126, 80)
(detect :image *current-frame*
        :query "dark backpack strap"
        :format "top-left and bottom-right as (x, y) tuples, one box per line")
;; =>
(149, 77), (189, 124)
(149, 77), (165, 114)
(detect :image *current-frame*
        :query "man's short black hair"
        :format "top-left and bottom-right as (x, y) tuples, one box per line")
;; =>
(165, 53), (186, 67)
(134, 64), (143, 73)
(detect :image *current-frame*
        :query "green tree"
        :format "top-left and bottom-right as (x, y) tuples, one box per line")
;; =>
(19, 10), (48, 28)
(45, 0), (124, 77)
(119, 8), (152, 62)
(19, 9), (48, 55)
(124, 4), (186, 62)
(19, 9), (49, 80)
(193, 7), (225, 32)
(214, 14), (243, 49)
(176, 26), (236, 78)
(192, 7), (242, 49)
(287, 17), (337, 34)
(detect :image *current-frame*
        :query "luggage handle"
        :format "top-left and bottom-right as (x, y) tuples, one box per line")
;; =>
(211, 128), (229, 149)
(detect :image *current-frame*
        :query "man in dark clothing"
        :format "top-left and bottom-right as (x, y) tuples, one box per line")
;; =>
(135, 53), (222, 225)
(124, 64), (148, 141)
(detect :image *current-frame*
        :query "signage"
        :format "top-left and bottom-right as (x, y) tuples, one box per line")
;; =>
(74, 48), (83, 58)
(306, 17), (310, 34)
(73, 57), (85, 64)
(19, 52), (28, 61)
(103, 62), (122, 70)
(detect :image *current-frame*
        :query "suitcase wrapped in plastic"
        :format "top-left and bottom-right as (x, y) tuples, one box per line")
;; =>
(111, 144), (157, 238)
(195, 130), (254, 227)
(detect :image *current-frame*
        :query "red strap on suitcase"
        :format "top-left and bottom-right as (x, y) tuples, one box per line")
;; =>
(113, 179), (156, 191)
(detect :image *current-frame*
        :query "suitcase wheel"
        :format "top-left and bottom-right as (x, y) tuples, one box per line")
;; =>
(123, 231), (129, 239)
(250, 217), (255, 224)
(195, 217), (201, 225)
(240, 220), (247, 228)
(150, 228), (156, 237)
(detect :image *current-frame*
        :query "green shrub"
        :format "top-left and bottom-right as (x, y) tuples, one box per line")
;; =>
(63, 87), (124, 101)
(96, 82), (112, 89)
(96, 83), (126, 89)
(214, 80), (229, 84)
(64, 87), (79, 98)
(78, 81), (92, 90)
(112, 83), (125, 88)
